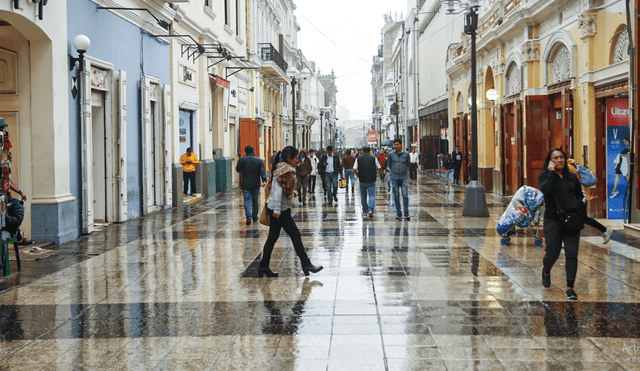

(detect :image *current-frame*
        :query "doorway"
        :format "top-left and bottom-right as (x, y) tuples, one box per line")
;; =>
(501, 102), (523, 195)
(91, 90), (109, 223)
(179, 109), (193, 156)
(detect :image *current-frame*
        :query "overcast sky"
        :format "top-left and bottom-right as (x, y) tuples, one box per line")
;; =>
(295, 1), (408, 121)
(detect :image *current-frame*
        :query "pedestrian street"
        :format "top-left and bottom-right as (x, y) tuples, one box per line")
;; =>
(1, 174), (640, 370)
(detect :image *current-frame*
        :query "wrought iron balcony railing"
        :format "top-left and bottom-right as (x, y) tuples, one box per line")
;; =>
(258, 43), (288, 74)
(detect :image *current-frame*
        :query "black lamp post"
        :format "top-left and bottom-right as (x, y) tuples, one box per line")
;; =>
(447, 0), (489, 217)
(287, 67), (310, 148)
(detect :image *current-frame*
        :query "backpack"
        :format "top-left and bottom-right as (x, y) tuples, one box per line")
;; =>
(575, 163), (597, 187)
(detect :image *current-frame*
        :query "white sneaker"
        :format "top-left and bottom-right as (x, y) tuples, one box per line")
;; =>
(610, 191), (619, 199)
(603, 228), (613, 244)
(368, 211), (373, 218)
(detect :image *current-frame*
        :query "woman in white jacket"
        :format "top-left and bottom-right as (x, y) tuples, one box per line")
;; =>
(308, 149), (319, 194)
(259, 146), (323, 278)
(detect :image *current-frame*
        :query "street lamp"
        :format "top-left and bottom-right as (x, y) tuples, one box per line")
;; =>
(447, 0), (489, 217)
(69, 35), (90, 71)
(286, 67), (310, 148)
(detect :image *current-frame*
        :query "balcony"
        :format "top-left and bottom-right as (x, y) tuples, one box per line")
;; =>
(258, 43), (288, 83)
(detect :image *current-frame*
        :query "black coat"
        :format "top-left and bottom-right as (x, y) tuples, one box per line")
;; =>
(236, 153), (267, 190)
(538, 169), (584, 220)
(4, 197), (24, 236)
(318, 154), (342, 176)
(444, 158), (455, 170)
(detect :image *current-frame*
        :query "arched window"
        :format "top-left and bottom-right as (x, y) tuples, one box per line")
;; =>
(613, 26), (629, 63)
(506, 63), (521, 96)
(457, 93), (464, 113)
(550, 44), (571, 84)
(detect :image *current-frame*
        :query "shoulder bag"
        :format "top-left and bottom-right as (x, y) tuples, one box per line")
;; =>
(554, 193), (584, 231)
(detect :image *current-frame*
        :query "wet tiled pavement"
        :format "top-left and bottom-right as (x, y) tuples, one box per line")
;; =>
(1, 174), (640, 370)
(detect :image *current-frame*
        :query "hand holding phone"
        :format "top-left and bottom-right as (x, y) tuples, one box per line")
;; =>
(548, 161), (554, 171)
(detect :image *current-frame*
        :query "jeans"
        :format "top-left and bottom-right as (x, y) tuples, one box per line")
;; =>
(409, 163), (418, 179)
(243, 188), (260, 221)
(445, 169), (454, 185)
(296, 174), (309, 201)
(359, 181), (376, 214)
(344, 169), (355, 188)
(308, 175), (317, 193)
(324, 173), (339, 199)
(543, 218), (581, 283)
(183, 171), (196, 194)
(260, 208), (311, 268)
(392, 179), (409, 216)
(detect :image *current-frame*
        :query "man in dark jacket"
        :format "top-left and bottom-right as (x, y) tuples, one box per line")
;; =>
(443, 154), (455, 186)
(236, 145), (267, 225)
(318, 145), (342, 205)
(2, 195), (24, 245)
(452, 145), (463, 186)
(354, 146), (381, 218)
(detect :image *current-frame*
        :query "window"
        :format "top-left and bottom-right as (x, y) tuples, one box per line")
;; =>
(224, 0), (229, 25)
(236, 0), (239, 35)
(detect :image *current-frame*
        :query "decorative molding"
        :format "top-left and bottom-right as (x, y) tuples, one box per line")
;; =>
(0, 48), (18, 94)
(203, 6), (216, 21)
(577, 10), (598, 39)
(224, 25), (234, 36)
(521, 40), (540, 62)
(491, 58), (506, 75)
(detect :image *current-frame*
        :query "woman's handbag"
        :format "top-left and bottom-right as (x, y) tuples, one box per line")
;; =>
(259, 204), (270, 226)
(554, 193), (584, 231)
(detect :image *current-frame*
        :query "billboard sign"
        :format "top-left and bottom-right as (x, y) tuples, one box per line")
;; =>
(368, 130), (377, 144)
(606, 98), (630, 219)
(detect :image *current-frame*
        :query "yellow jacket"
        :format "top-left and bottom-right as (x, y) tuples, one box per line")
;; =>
(180, 153), (199, 172)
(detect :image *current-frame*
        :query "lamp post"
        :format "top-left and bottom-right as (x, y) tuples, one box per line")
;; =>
(286, 67), (310, 148)
(446, 0), (489, 217)
(69, 34), (91, 234)
(486, 88), (498, 138)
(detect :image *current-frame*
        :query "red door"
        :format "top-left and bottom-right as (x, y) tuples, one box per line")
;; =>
(525, 95), (549, 189)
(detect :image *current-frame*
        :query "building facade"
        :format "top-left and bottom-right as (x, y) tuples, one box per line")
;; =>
(447, 0), (631, 222)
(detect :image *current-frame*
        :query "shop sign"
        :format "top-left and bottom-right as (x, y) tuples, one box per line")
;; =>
(368, 130), (377, 144)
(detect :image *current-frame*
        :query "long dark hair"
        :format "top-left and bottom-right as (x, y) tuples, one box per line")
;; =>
(543, 147), (568, 175)
(269, 146), (299, 182)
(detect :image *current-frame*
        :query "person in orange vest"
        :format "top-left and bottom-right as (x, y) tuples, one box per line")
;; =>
(180, 147), (199, 197)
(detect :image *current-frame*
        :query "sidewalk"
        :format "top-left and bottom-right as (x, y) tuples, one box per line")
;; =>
(0, 174), (639, 370)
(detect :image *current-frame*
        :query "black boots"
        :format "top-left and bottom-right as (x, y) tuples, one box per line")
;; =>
(302, 264), (323, 276)
(258, 267), (279, 277)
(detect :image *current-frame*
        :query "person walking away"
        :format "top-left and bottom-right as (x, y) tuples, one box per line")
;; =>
(341, 149), (356, 194)
(354, 146), (381, 219)
(377, 149), (388, 190)
(318, 146), (342, 205)
(538, 148), (584, 300)
(566, 158), (613, 244)
(308, 149), (319, 194)
(180, 147), (199, 197)
(236, 145), (267, 225)
(296, 148), (312, 205)
(269, 150), (278, 173)
(387, 138), (411, 221)
(259, 146), (323, 278)
(610, 137), (630, 199)
(443, 154), (455, 187)
(452, 145), (463, 186)
(409, 147), (419, 180)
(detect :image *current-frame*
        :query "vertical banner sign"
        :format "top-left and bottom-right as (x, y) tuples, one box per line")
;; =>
(367, 130), (377, 144)
(606, 98), (630, 219)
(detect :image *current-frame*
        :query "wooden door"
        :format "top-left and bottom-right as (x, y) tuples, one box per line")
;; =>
(525, 95), (549, 189)
(503, 103), (517, 195)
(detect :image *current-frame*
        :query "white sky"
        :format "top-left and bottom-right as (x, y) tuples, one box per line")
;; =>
(295, 1), (407, 120)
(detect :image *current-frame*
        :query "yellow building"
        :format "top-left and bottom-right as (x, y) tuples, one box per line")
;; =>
(448, 0), (631, 219)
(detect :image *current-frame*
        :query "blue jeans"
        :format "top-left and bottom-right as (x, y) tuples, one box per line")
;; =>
(445, 169), (454, 185)
(359, 182), (376, 214)
(324, 173), (339, 199)
(392, 179), (409, 216)
(243, 188), (260, 221)
(344, 169), (355, 188)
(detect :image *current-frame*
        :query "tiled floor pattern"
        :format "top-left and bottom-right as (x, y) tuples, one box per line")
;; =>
(1, 174), (640, 370)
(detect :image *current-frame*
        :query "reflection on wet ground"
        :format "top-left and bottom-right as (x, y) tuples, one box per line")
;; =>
(1, 174), (640, 370)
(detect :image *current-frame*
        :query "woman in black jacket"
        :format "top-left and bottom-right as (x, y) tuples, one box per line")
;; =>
(538, 148), (584, 300)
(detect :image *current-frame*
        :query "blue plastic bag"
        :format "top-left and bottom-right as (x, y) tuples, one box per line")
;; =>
(576, 163), (597, 187)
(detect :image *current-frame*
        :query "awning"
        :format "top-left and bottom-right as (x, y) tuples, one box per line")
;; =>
(210, 74), (230, 89)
